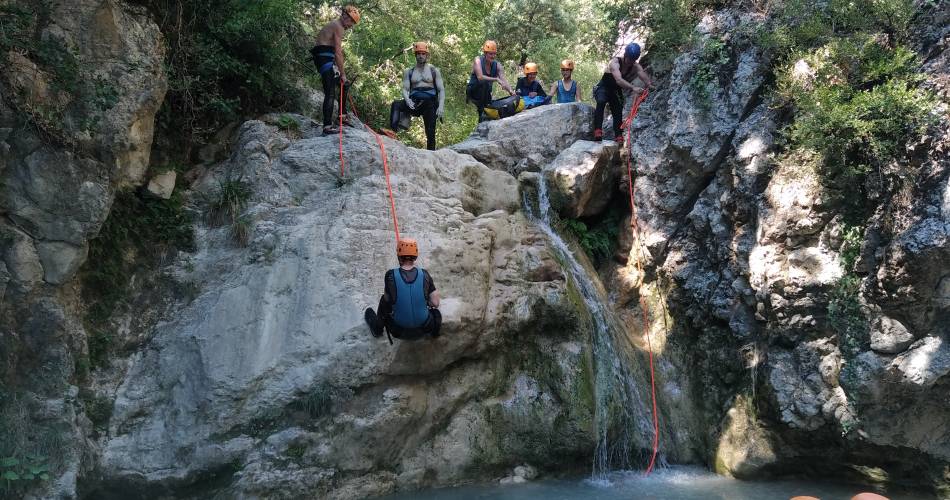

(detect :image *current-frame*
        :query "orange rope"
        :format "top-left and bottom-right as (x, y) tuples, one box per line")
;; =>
(338, 82), (345, 177)
(620, 90), (661, 475)
(345, 93), (401, 241)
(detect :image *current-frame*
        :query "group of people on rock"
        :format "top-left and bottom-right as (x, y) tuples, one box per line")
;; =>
(314, 6), (652, 343)
(313, 5), (653, 153)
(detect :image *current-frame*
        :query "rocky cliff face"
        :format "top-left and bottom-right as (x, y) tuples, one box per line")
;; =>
(0, 0), (166, 497)
(1, 1), (948, 499)
(601, 6), (950, 494)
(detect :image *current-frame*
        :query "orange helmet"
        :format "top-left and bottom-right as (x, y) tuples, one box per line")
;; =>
(396, 238), (419, 258)
(482, 40), (497, 53)
(524, 62), (539, 74)
(560, 59), (575, 70)
(413, 41), (429, 54)
(342, 5), (360, 23)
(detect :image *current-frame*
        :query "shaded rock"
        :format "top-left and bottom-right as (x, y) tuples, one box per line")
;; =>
(36, 241), (88, 285)
(869, 316), (916, 354)
(543, 140), (620, 218)
(146, 170), (177, 199)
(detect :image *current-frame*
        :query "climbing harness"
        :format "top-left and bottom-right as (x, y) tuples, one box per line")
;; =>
(618, 89), (662, 476)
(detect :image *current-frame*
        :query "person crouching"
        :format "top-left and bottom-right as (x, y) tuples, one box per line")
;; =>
(364, 238), (442, 342)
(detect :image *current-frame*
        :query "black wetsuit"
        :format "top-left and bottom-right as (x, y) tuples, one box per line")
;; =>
(593, 58), (626, 138)
(311, 44), (348, 127)
(467, 56), (499, 122)
(390, 66), (439, 150)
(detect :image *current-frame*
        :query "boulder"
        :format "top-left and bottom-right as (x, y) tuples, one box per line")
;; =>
(543, 140), (620, 218)
(452, 103), (593, 175)
(869, 316), (916, 354)
(146, 170), (177, 199)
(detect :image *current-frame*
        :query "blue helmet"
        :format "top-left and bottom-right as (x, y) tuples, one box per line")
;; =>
(624, 42), (641, 61)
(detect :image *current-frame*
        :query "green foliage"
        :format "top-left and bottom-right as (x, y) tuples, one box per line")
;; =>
(759, 0), (915, 57)
(776, 35), (937, 215)
(136, 0), (311, 155)
(838, 224), (864, 272)
(0, 390), (60, 495)
(206, 179), (253, 246)
(828, 274), (869, 357)
(689, 36), (730, 110)
(81, 189), (195, 368)
(276, 114), (301, 132)
(484, 0), (578, 65)
(559, 207), (622, 265)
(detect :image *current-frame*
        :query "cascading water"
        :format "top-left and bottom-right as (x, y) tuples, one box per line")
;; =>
(526, 172), (662, 480)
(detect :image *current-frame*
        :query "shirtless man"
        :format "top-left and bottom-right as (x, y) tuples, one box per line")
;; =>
(592, 42), (652, 142)
(389, 42), (446, 150)
(311, 5), (360, 134)
(466, 40), (515, 122)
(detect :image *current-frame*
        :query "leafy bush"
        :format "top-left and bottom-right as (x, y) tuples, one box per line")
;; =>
(689, 36), (730, 110)
(828, 274), (868, 357)
(559, 207), (622, 265)
(776, 35), (937, 216)
(135, 0), (311, 157)
(80, 189), (195, 368)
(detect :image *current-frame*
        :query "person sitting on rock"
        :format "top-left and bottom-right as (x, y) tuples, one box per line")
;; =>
(515, 62), (551, 108)
(389, 42), (446, 150)
(548, 59), (583, 103)
(311, 5), (360, 135)
(593, 42), (652, 143)
(364, 238), (442, 342)
(466, 40), (515, 122)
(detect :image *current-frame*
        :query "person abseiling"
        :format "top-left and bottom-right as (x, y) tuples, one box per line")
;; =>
(364, 238), (442, 342)
(593, 42), (652, 142)
(549, 59), (583, 103)
(515, 62), (550, 108)
(311, 5), (360, 135)
(466, 40), (514, 122)
(389, 42), (446, 150)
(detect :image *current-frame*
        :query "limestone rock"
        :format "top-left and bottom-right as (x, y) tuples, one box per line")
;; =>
(543, 140), (620, 218)
(36, 241), (89, 286)
(146, 170), (177, 199)
(98, 118), (593, 497)
(452, 103), (593, 175)
(869, 316), (916, 354)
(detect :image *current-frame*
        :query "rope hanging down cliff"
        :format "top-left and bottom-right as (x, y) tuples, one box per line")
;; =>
(343, 93), (402, 241)
(619, 89), (663, 476)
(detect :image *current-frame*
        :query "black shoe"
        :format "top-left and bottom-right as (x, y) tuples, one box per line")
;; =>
(364, 308), (383, 338)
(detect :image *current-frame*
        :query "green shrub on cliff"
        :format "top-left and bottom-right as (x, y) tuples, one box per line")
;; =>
(776, 35), (937, 217)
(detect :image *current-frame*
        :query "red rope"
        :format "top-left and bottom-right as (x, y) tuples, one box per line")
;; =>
(338, 83), (345, 177)
(345, 93), (401, 241)
(620, 90), (661, 475)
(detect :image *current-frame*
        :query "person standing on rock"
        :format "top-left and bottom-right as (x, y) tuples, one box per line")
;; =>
(466, 40), (515, 123)
(515, 62), (550, 108)
(592, 42), (652, 142)
(311, 5), (360, 135)
(389, 42), (446, 150)
(364, 238), (442, 343)
(548, 59), (583, 103)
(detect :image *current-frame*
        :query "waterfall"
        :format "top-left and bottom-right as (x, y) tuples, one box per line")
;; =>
(527, 172), (660, 480)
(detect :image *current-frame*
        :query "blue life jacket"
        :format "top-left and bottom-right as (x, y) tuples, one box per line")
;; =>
(391, 267), (430, 328)
(556, 80), (577, 103)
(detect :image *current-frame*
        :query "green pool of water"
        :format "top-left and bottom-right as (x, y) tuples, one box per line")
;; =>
(381, 467), (934, 500)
